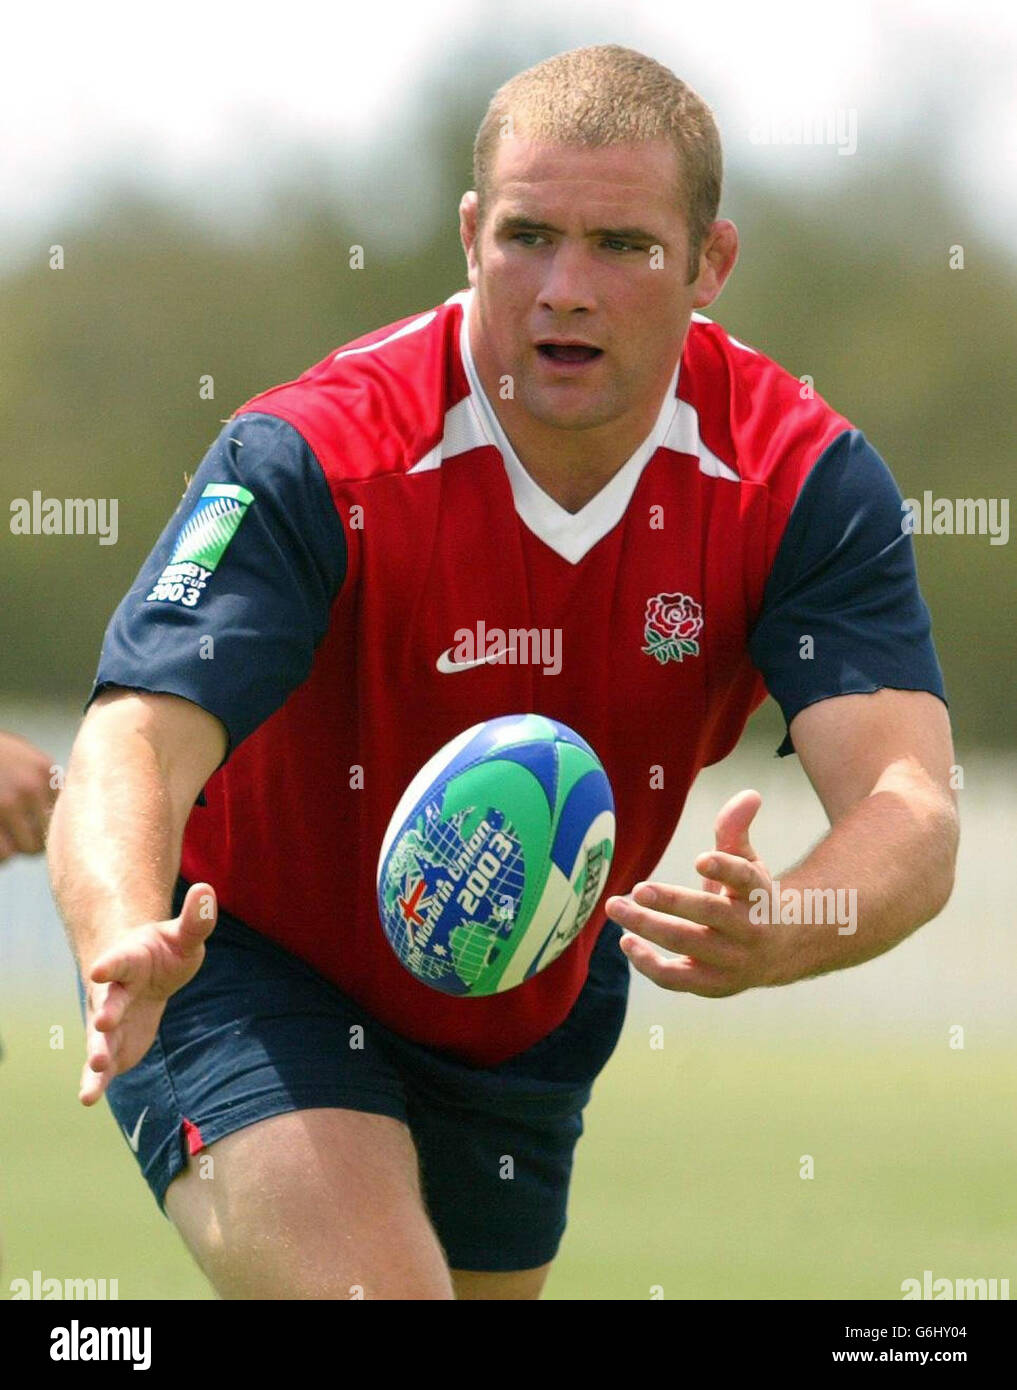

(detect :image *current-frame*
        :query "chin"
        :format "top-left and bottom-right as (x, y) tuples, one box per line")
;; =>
(522, 387), (620, 432)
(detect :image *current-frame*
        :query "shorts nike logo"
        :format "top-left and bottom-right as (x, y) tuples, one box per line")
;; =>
(123, 1106), (149, 1154)
(436, 647), (518, 673)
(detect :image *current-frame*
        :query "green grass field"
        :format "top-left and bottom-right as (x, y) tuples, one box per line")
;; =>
(1, 1003), (1013, 1300)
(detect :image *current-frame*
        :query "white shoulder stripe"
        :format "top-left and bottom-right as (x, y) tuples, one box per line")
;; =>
(725, 333), (757, 354)
(691, 310), (757, 354)
(332, 309), (437, 363)
(663, 399), (740, 482)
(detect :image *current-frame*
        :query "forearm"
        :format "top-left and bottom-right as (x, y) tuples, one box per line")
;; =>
(47, 720), (185, 973)
(766, 760), (958, 986)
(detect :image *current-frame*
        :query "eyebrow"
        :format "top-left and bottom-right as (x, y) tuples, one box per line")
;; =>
(494, 214), (662, 243)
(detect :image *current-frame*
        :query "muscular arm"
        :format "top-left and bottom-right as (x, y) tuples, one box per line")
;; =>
(609, 431), (958, 993)
(607, 688), (959, 995)
(764, 687), (958, 982)
(48, 689), (226, 1102)
(51, 416), (345, 1102)
(48, 689), (226, 973)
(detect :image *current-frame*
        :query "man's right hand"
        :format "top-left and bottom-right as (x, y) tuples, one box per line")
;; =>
(80, 881), (218, 1105)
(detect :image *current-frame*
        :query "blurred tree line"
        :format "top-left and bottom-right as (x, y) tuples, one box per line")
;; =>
(1, 69), (1014, 751)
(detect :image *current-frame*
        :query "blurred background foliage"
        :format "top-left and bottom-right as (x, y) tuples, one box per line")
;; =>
(1, 53), (1013, 749)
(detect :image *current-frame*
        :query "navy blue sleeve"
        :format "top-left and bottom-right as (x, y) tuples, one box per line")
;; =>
(87, 413), (346, 759)
(748, 429), (947, 757)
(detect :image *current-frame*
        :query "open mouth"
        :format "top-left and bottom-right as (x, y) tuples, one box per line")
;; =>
(536, 343), (603, 364)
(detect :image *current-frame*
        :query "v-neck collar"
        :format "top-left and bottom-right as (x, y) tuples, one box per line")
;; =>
(449, 288), (682, 565)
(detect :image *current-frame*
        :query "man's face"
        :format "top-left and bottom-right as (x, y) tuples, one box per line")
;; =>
(461, 136), (730, 434)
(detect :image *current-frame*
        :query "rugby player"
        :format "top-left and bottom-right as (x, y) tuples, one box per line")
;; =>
(47, 45), (958, 1300)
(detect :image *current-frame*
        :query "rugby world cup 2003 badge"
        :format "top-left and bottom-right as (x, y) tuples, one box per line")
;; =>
(642, 591), (704, 664)
(145, 483), (254, 607)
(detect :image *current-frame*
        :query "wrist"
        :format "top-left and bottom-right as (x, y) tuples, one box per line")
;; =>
(756, 874), (855, 986)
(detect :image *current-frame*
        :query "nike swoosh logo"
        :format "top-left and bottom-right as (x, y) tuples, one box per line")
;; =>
(123, 1106), (149, 1154)
(436, 647), (518, 674)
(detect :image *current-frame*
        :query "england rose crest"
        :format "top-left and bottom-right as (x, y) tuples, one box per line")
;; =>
(642, 592), (704, 664)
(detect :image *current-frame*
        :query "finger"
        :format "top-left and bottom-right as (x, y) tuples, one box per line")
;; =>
(0, 829), (14, 863)
(79, 1025), (118, 1104)
(92, 980), (131, 1033)
(607, 894), (738, 966)
(693, 853), (767, 901)
(633, 880), (756, 934)
(713, 789), (763, 861)
(85, 978), (110, 1018)
(167, 882), (218, 953)
(79, 1065), (103, 1105)
(79, 1051), (112, 1105)
(90, 945), (145, 988)
(618, 933), (735, 995)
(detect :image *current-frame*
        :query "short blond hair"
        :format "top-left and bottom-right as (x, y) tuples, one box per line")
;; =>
(473, 45), (723, 281)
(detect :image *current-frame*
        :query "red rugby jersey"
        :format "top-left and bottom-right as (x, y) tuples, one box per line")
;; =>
(90, 289), (945, 1064)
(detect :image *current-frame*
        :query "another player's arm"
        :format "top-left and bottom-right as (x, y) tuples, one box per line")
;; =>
(0, 729), (57, 861)
(47, 689), (226, 1101)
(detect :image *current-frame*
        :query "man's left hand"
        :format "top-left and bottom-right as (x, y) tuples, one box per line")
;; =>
(605, 788), (783, 996)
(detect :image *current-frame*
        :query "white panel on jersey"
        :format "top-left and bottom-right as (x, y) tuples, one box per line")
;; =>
(407, 395), (489, 474)
(692, 308), (757, 355)
(455, 288), (683, 565)
(333, 309), (437, 363)
(663, 399), (741, 483)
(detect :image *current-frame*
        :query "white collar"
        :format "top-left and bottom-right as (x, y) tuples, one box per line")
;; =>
(448, 287), (682, 565)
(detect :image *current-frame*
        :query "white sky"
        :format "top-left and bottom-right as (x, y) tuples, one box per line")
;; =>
(2, 0), (1016, 255)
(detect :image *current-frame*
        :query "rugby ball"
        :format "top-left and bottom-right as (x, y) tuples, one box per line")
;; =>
(377, 714), (615, 996)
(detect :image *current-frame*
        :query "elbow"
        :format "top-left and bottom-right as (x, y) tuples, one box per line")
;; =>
(925, 865), (955, 923)
(922, 799), (960, 922)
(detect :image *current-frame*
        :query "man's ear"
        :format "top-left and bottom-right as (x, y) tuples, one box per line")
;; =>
(692, 219), (739, 310)
(460, 191), (480, 288)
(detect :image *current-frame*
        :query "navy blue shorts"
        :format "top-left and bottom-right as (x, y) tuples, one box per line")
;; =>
(100, 880), (630, 1272)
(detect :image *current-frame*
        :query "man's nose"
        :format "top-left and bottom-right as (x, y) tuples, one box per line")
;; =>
(538, 242), (597, 316)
